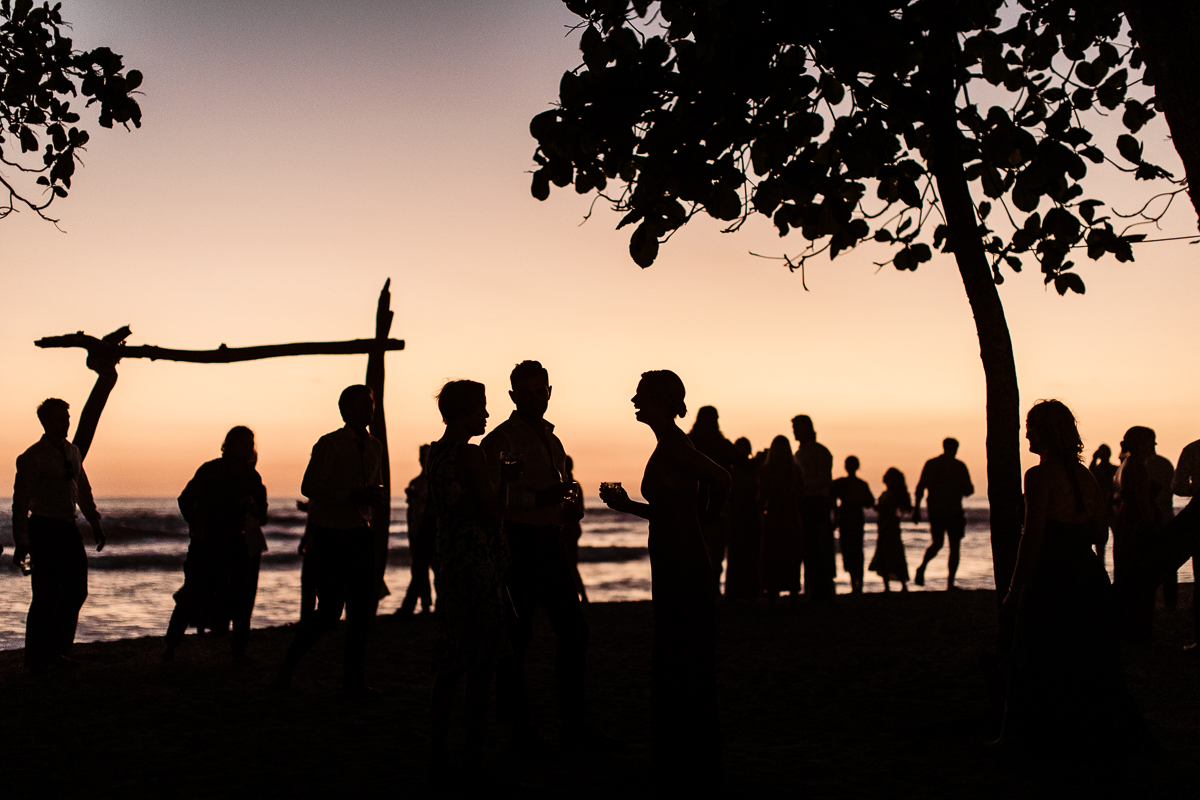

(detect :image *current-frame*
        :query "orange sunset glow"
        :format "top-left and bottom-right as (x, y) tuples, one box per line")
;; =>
(2, 0), (1198, 502)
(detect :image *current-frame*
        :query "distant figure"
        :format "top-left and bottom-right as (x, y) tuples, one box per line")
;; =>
(723, 437), (764, 601)
(561, 455), (588, 603)
(870, 468), (911, 592)
(274, 385), (386, 697)
(995, 400), (1142, 764)
(426, 380), (512, 772)
(792, 415), (835, 600)
(688, 406), (737, 594)
(830, 456), (875, 594)
(398, 444), (435, 615)
(1171, 439), (1200, 652)
(912, 438), (974, 590)
(601, 370), (728, 786)
(11, 398), (106, 673)
(1113, 426), (1162, 642)
(1145, 438), (1177, 608)
(758, 435), (804, 599)
(480, 361), (605, 750)
(1089, 444), (1119, 564)
(164, 426), (268, 662)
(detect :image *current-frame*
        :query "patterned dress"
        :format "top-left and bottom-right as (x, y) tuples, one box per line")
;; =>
(426, 440), (510, 671)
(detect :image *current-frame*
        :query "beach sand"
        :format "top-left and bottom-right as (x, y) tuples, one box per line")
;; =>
(2, 587), (1198, 798)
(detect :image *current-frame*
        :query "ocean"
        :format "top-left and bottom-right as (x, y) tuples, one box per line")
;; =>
(0, 496), (1045, 651)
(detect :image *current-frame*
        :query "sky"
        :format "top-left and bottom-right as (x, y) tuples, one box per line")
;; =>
(1, 0), (1197, 501)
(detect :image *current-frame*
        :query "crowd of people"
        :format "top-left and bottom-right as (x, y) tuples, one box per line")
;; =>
(7, 370), (1200, 784)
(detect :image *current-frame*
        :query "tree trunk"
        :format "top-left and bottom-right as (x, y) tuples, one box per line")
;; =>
(1121, 0), (1200, 230)
(366, 279), (395, 610)
(927, 38), (1024, 641)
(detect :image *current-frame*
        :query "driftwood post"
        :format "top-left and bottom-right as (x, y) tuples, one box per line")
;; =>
(365, 280), (394, 606)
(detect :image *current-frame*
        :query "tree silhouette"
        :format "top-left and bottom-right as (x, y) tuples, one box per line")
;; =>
(529, 0), (1180, 600)
(0, 0), (142, 223)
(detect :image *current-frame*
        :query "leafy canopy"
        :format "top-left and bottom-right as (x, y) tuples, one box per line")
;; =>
(0, 0), (142, 221)
(530, 0), (1171, 295)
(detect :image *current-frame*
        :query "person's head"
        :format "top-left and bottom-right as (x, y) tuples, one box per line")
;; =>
(221, 426), (256, 464)
(564, 454), (575, 480)
(437, 379), (488, 436)
(791, 414), (815, 444)
(883, 467), (907, 494)
(418, 443), (431, 472)
(942, 437), (959, 456)
(1025, 400), (1084, 463)
(1120, 425), (1156, 460)
(339, 385), (375, 429)
(36, 398), (70, 439)
(509, 360), (551, 418)
(633, 370), (687, 425)
(844, 455), (860, 475)
(1092, 444), (1112, 464)
(734, 437), (752, 459)
(692, 406), (719, 432)
(766, 434), (793, 467)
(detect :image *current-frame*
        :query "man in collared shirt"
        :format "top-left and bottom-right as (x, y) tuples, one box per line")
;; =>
(793, 414), (835, 600)
(275, 385), (385, 696)
(11, 398), (105, 672)
(912, 438), (975, 590)
(481, 360), (600, 749)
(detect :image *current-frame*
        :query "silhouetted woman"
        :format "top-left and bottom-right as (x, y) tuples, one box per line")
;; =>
(757, 435), (804, 600)
(869, 468), (910, 592)
(600, 370), (729, 787)
(996, 400), (1142, 767)
(723, 437), (763, 601)
(426, 380), (511, 773)
(1089, 444), (1118, 565)
(164, 426), (267, 661)
(1113, 426), (1162, 641)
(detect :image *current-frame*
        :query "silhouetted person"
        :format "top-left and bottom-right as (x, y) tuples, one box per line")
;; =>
(561, 455), (588, 603)
(1089, 444), (1119, 565)
(870, 468), (911, 592)
(912, 438), (974, 590)
(995, 400), (1143, 768)
(758, 435), (804, 600)
(793, 415), (834, 600)
(11, 398), (105, 673)
(426, 381), (512, 774)
(1114, 426), (1161, 642)
(274, 385), (385, 697)
(398, 444), (435, 615)
(723, 437), (764, 601)
(1145, 438), (1177, 607)
(296, 499), (317, 623)
(688, 406), (737, 594)
(164, 426), (267, 662)
(1171, 439), (1200, 652)
(601, 370), (728, 787)
(831, 456), (875, 594)
(480, 361), (606, 750)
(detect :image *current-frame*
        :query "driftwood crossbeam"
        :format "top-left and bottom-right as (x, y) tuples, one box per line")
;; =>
(35, 334), (405, 363)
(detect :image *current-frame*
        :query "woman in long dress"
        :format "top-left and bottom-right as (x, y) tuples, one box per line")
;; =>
(997, 400), (1142, 766)
(426, 380), (511, 772)
(869, 468), (911, 591)
(600, 370), (730, 787)
(757, 435), (804, 599)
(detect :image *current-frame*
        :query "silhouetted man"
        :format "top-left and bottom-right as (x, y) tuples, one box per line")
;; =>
(481, 360), (609, 749)
(12, 398), (106, 673)
(275, 385), (385, 697)
(830, 456), (875, 594)
(1171, 439), (1200, 652)
(792, 415), (835, 600)
(688, 405), (737, 593)
(912, 438), (974, 590)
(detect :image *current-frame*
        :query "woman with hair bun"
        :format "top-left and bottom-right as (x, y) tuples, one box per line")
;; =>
(600, 370), (730, 786)
(995, 399), (1143, 766)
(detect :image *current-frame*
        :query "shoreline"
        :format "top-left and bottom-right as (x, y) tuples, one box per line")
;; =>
(3, 588), (1198, 797)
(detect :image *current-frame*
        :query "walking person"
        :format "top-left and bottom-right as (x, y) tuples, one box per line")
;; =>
(912, 438), (974, 590)
(274, 385), (386, 696)
(11, 398), (106, 673)
(164, 426), (267, 662)
(830, 456), (875, 594)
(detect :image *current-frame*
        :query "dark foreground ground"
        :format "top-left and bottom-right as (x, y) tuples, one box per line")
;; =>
(2, 587), (1198, 798)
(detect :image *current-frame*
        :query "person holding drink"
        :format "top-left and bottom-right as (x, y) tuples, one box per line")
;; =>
(600, 369), (730, 787)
